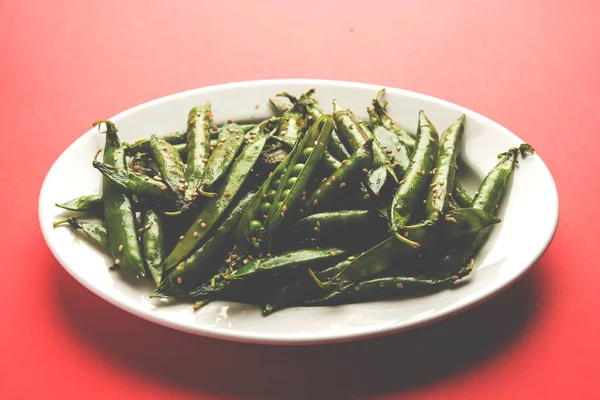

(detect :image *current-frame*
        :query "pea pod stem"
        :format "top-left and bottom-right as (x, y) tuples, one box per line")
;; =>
(53, 216), (109, 253)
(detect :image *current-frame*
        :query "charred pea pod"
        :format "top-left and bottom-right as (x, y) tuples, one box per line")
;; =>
(453, 181), (473, 208)
(162, 122), (275, 272)
(189, 248), (347, 301)
(426, 115), (466, 222)
(55, 194), (103, 214)
(92, 159), (177, 204)
(370, 88), (416, 151)
(152, 190), (256, 298)
(306, 261), (474, 306)
(184, 102), (212, 203)
(140, 207), (166, 286)
(200, 122), (245, 190)
(53, 216), (109, 253)
(304, 139), (374, 214)
(389, 111), (439, 231)
(124, 130), (187, 155)
(149, 135), (186, 203)
(96, 121), (145, 277)
(333, 100), (395, 195)
(368, 106), (412, 179)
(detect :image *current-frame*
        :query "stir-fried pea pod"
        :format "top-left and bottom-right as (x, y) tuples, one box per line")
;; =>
(434, 144), (535, 273)
(261, 259), (353, 315)
(172, 143), (187, 162)
(93, 159), (176, 202)
(283, 89), (352, 161)
(55, 194), (103, 213)
(370, 88), (416, 151)
(200, 122), (245, 190)
(96, 121), (145, 276)
(260, 115), (334, 249)
(149, 135), (185, 202)
(53, 216), (109, 253)
(269, 95), (305, 141)
(189, 248), (347, 300)
(124, 130), (187, 155)
(453, 181), (473, 208)
(333, 99), (367, 152)
(184, 102), (212, 202)
(389, 111), (439, 231)
(162, 126), (274, 272)
(368, 106), (412, 178)
(153, 191), (256, 298)
(140, 207), (166, 286)
(426, 114), (466, 221)
(306, 261), (474, 306)
(304, 139), (374, 214)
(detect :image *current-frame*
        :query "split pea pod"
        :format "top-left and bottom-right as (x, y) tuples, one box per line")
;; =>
(389, 111), (439, 231)
(153, 190), (256, 298)
(140, 207), (166, 286)
(53, 216), (109, 253)
(184, 102), (212, 202)
(368, 105), (412, 178)
(425, 115), (466, 221)
(162, 123), (275, 271)
(370, 89), (416, 151)
(149, 135), (185, 202)
(55, 194), (103, 213)
(189, 247), (347, 301)
(304, 139), (374, 214)
(96, 121), (144, 276)
(200, 122), (245, 190)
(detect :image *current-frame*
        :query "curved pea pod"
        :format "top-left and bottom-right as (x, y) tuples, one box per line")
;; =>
(124, 130), (186, 155)
(162, 125), (274, 272)
(453, 181), (473, 208)
(93, 160), (176, 203)
(426, 114), (466, 221)
(304, 139), (374, 214)
(368, 107), (412, 179)
(140, 207), (166, 286)
(261, 115), (334, 246)
(55, 194), (103, 214)
(53, 216), (109, 253)
(200, 122), (245, 190)
(306, 261), (474, 306)
(189, 248), (347, 301)
(261, 259), (353, 315)
(152, 191), (255, 298)
(149, 135), (185, 202)
(389, 111), (440, 231)
(184, 102), (212, 202)
(96, 120), (145, 277)
(370, 88), (416, 151)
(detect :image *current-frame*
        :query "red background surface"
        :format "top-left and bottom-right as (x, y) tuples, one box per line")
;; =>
(1, 0), (598, 398)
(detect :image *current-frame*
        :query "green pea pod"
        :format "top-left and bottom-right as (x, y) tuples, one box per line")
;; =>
(200, 122), (245, 190)
(149, 135), (185, 202)
(269, 95), (305, 141)
(332, 99), (367, 152)
(453, 181), (473, 208)
(306, 262), (474, 306)
(189, 248), (346, 300)
(426, 114), (466, 221)
(368, 106), (412, 178)
(184, 102), (212, 202)
(389, 111), (440, 230)
(172, 143), (187, 162)
(162, 124), (274, 271)
(53, 216), (109, 253)
(93, 160), (176, 202)
(153, 190), (256, 298)
(321, 152), (343, 173)
(261, 259), (353, 316)
(140, 207), (166, 286)
(96, 120), (144, 276)
(370, 88), (416, 151)
(304, 139), (374, 214)
(55, 194), (103, 213)
(124, 130), (186, 155)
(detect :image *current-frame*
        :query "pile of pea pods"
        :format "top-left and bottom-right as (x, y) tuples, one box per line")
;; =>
(53, 89), (534, 315)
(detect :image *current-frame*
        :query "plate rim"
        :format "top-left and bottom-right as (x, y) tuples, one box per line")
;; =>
(38, 78), (560, 345)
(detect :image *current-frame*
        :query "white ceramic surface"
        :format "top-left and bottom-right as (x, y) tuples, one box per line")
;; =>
(39, 79), (559, 345)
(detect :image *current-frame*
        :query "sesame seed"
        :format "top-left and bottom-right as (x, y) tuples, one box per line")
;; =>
(329, 251), (336, 256)
(430, 182), (438, 187)
(179, 178), (186, 183)
(266, 253), (271, 257)
(248, 255), (254, 260)
(225, 258), (231, 264)
(445, 217), (457, 223)
(386, 148), (393, 154)
(319, 142), (325, 147)
(342, 159), (349, 164)
(430, 154), (434, 160)
(339, 182), (346, 188)
(178, 185), (184, 192)
(153, 175), (161, 181)
(224, 191), (231, 197)
(118, 244), (123, 251)
(314, 140), (318, 146)
(363, 194), (370, 200)
(145, 224), (151, 229)
(313, 199), (319, 206)
(137, 227), (144, 233)
(313, 226), (321, 233)
(397, 283), (404, 289)
(202, 158), (208, 164)
(362, 168), (369, 173)
(347, 256), (356, 261)
(283, 205), (288, 212)
(321, 177), (327, 183)
(399, 179), (406, 185)
(200, 222), (207, 228)
(193, 231), (199, 238)
(176, 277), (182, 284)
(281, 212), (285, 217)
(160, 186), (168, 191)
(454, 164), (459, 169)
(189, 119), (196, 125)
(114, 259), (121, 265)
(429, 137), (435, 142)
(451, 275), (459, 281)
(210, 146), (215, 151)
(243, 259), (249, 265)
(403, 231), (409, 237)
(423, 199), (427, 204)
(396, 145), (401, 151)
(349, 124), (354, 129)
(191, 192), (198, 198)
(179, 235), (184, 240)
(231, 254), (238, 260)
(134, 165), (141, 170)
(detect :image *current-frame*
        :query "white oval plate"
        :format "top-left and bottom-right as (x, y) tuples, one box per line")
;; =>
(39, 79), (558, 345)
